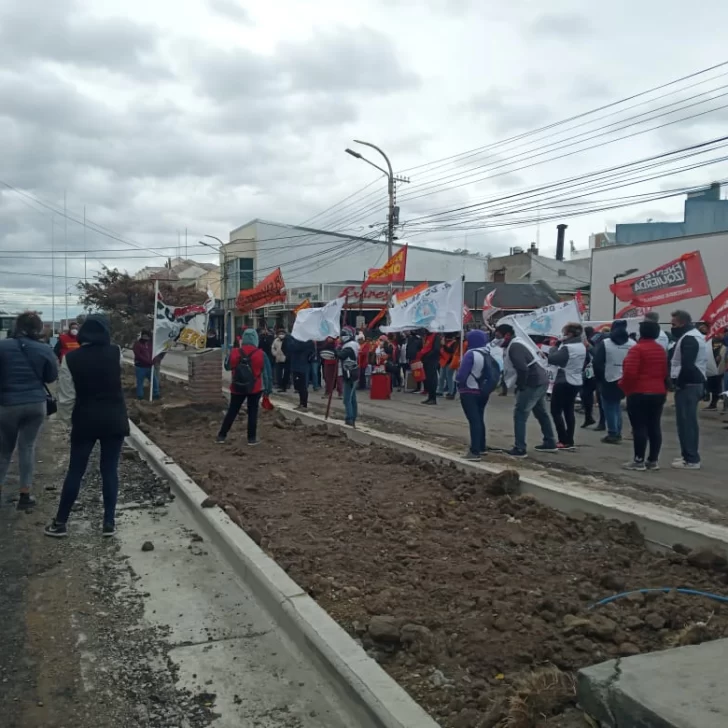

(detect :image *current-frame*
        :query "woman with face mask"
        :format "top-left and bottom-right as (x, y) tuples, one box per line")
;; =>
(54, 322), (81, 363)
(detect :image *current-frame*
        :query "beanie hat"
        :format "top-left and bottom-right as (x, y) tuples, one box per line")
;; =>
(242, 328), (259, 347)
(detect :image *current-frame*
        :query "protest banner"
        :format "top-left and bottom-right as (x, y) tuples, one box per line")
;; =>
(609, 251), (710, 307)
(499, 300), (581, 338)
(381, 279), (463, 333)
(235, 268), (286, 312)
(152, 286), (213, 359)
(291, 297), (346, 341)
(615, 303), (652, 319)
(699, 286), (728, 339)
(363, 246), (408, 288)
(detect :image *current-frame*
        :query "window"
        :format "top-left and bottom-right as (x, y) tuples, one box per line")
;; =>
(492, 268), (506, 282)
(225, 257), (255, 300)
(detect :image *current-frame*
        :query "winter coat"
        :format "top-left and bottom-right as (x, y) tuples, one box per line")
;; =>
(619, 339), (668, 397)
(271, 337), (286, 363)
(226, 345), (264, 395)
(0, 335), (58, 407)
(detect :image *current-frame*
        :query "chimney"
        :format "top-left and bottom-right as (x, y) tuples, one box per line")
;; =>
(555, 224), (567, 261)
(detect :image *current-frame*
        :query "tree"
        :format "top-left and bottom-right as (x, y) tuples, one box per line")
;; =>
(77, 267), (206, 346)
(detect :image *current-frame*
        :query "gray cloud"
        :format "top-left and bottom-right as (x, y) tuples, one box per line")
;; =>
(528, 12), (592, 38)
(466, 87), (552, 134)
(207, 0), (252, 24)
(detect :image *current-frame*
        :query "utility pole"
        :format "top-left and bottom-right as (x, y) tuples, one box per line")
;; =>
(51, 215), (55, 335)
(345, 141), (410, 303)
(83, 205), (87, 284)
(64, 190), (68, 327)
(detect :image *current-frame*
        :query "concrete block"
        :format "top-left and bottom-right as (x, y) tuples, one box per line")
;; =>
(578, 638), (728, 728)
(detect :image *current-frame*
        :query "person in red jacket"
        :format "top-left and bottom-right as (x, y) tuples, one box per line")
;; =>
(415, 329), (441, 405)
(54, 322), (81, 362)
(217, 328), (266, 445)
(620, 319), (669, 471)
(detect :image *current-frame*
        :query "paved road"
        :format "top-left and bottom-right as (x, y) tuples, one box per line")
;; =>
(152, 350), (728, 512)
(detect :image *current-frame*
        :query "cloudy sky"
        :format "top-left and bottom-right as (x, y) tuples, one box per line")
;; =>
(1, 0), (728, 317)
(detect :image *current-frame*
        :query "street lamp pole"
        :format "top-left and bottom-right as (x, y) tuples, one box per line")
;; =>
(612, 268), (638, 317)
(345, 141), (409, 303)
(474, 286), (485, 324)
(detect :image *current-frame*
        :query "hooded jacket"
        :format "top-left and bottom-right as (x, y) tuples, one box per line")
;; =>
(226, 329), (266, 395)
(0, 331), (58, 407)
(592, 321), (634, 400)
(456, 330), (489, 394)
(58, 315), (129, 442)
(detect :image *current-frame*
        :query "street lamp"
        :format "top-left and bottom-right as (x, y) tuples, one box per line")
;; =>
(473, 286), (485, 323)
(345, 141), (410, 303)
(612, 268), (638, 317)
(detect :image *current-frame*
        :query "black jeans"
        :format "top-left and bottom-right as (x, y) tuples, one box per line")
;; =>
(550, 382), (580, 446)
(219, 392), (262, 442)
(581, 378), (597, 421)
(56, 436), (125, 526)
(275, 362), (285, 387)
(281, 362), (291, 392)
(293, 370), (309, 407)
(460, 392), (489, 455)
(424, 364), (438, 402)
(626, 393), (666, 463)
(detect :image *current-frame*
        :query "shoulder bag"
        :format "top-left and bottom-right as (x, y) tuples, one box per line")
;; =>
(17, 339), (58, 416)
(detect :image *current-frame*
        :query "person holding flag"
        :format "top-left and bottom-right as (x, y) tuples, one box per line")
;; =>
(494, 322), (557, 458)
(414, 329), (440, 405)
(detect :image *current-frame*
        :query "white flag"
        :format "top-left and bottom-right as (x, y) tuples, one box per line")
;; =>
(502, 299), (581, 338)
(381, 279), (463, 333)
(153, 291), (213, 358)
(292, 297), (345, 341)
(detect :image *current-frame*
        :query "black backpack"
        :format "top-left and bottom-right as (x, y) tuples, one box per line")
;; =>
(233, 352), (255, 393)
(474, 348), (500, 396)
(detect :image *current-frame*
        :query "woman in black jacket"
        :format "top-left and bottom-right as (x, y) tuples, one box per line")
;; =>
(45, 315), (129, 538)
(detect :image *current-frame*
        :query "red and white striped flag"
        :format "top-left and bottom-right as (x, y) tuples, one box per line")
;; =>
(482, 289), (499, 319)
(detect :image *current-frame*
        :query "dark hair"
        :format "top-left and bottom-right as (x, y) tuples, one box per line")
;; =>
(495, 323), (515, 336)
(563, 322), (583, 338)
(14, 311), (43, 339)
(644, 311), (659, 323)
(639, 320), (660, 340)
(140, 328), (152, 337)
(584, 326), (595, 337)
(671, 309), (692, 326)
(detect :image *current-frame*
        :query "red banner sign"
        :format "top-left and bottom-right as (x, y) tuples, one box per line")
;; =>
(609, 251), (711, 307)
(700, 286), (728, 339)
(615, 303), (653, 319)
(235, 268), (286, 312)
(338, 285), (390, 301)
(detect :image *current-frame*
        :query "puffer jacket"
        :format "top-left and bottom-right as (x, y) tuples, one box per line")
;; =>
(271, 337), (286, 363)
(0, 335), (58, 406)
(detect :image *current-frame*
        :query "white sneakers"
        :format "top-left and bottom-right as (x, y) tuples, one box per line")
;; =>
(671, 457), (701, 470)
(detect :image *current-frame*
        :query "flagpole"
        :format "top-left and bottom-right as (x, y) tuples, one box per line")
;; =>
(460, 274), (465, 363)
(150, 280), (159, 403)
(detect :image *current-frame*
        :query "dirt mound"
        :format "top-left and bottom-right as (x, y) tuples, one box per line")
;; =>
(142, 382), (728, 728)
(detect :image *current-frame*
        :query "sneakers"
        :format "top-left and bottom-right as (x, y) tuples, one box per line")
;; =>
(422, 399), (437, 406)
(594, 424), (606, 432)
(601, 435), (622, 444)
(463, 451), (482, 462)
(215, 436), (226, 444)
(534, 443), (558, 453)
(44, 520), (68, 538)
(645, 460), (660, 471)
(293, 406), (309, 413)
(16, 494), (37, 511)
(623, 459), (646, 471)
(102, 523), (116, 538)
(247, 439), (261, 447)
(556, 443), (576, 451)
(506, 447), (528, 458)
(671, 459), (701, 470)
(581, 418), (596, 429)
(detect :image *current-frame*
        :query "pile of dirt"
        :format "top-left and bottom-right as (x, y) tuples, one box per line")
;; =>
(130, 382), (728, 728)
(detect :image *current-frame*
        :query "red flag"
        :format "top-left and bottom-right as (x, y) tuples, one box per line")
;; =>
(609, 251), (711, 306)
(463, 304), (473, 325)
(236, 268), (286, 312)
(394, 281), (428, 303)
(574, 290), (587, 315)
(700, 286), (728, 339)
(367, 305), (388, 329)
(363, 246), (407, 288)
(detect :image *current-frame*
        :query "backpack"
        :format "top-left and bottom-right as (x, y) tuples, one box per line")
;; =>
(474, 348), (500, 396)
(233, 351), (256, 393)
(342, 358), (360, 383)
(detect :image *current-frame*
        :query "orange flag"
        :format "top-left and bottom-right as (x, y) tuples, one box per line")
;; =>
(394, 281), (428, 304)
(236, 268), (286, 312)
(293, 298), (311, 314)
(363, 245), (407, 288)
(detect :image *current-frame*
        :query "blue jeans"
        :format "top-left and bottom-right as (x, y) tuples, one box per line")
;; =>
(135, 365), (159, 400)
(343, 380), (358, 423)
(437, 367), (455, 395)
(514, 383), (556, 452)
(460, 392), (489, 455)
(310, 361), (321, 390)
(601, 397), (623, 437)
(675, 383), (703, 464)
(56, 436), (125, 526)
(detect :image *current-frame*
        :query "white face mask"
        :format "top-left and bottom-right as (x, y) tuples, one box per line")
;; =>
(70, 329), (78, 336)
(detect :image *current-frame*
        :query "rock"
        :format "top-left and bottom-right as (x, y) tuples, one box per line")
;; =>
(623, 615), (643, 630)
(686, 547), (728, 572)
(341, 586), (362, 598)
(429, 668), (449, 688)
(368, 616), (401, 643)
(141, 541), (155, 552)
(567, 510), (588, 522)
(223, 505), (243, 528)
(200, 497), (218, 508)
(618, 642), (641, 656)
(585, 614), (618, 641)
(599, 573), (627, 592)
(563, 615), (590, 634)
(190, 534), (204, 543)
(625, 591), (645, 604)
(672, 542), (691, 555)
(505, 525), (528, 546)
(540, 610), (558, 623)
(247, 526), (263, 546)
(644, 612), (666, 630)
(485, 470), (520, 496)
(400, 623), (432, 645)
(494, 615), (518, 632)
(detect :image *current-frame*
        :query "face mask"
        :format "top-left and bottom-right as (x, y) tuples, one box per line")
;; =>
(70, 329), (78, 336)
(671, 327), (683, 339)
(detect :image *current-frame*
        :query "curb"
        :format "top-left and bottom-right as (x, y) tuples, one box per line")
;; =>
(127, 420), (440, 728)
(273, 402), (728, 554)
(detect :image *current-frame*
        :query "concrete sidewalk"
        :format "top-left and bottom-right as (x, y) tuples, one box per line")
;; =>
(0, 418), (362, 728)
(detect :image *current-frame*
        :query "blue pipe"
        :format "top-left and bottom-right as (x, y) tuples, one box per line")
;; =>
(589, 588), (728, 610)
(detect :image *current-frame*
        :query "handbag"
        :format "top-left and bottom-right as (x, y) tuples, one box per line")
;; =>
(17, 339), (58, 416)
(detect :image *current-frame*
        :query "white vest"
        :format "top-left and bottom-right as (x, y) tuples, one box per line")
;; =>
(561, 341), (587, 386)
(670, 328), (708, 379)
(503, 337), (545, 389)
(604, 338), (635, 383)
(656, 330), (669, 351)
